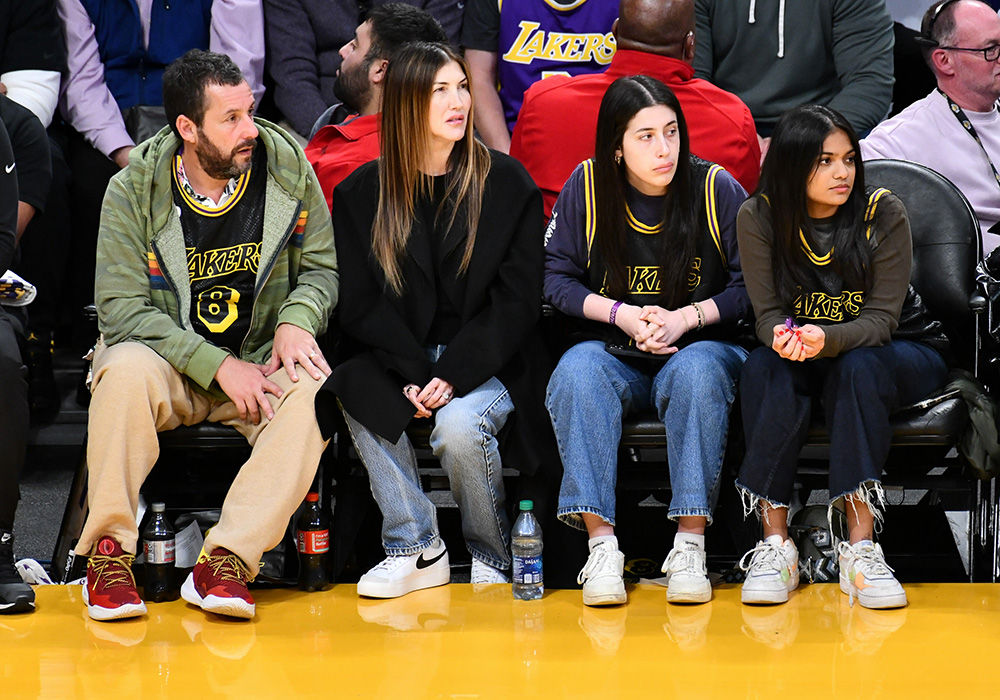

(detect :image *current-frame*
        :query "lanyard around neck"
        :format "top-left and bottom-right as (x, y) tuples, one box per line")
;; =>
(939, 88), (1000, 196)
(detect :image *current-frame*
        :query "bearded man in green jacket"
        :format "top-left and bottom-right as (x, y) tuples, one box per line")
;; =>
(77, 50), (338, 623)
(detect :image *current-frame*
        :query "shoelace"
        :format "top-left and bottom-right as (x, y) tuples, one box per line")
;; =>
(837, 542), (894, 578)
(370, 556), (411, 575)
(205, 552), (255, 584)
(738, 541), (787, 575)
(89, 554), (137, 589)
(471, 562), (506, 585)
(837, 542), (895, 608)
(663, 547), (704, 576)
(577, 544), (614, 585)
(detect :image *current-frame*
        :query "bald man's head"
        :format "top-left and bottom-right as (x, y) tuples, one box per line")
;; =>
(615, 0), (696, 60)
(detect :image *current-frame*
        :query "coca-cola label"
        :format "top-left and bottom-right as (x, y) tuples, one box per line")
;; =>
(144, 538), (175, 564)
(298, 529), (330, 554)
(513, 555), (543, 585)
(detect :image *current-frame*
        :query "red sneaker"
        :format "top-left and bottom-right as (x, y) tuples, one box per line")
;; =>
(181, 547), (256, 619)
(83, 536), (147, 621)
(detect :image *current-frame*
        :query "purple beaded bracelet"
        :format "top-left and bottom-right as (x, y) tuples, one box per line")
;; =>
(609, 301), (624, 326)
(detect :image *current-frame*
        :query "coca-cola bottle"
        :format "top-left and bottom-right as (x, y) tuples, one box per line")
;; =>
(142, 502), (177, 602)
(296, 492), (330, 592)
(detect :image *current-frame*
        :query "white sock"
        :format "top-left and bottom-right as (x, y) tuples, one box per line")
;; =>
(589, 535), (618, 552)
(674, 532), (705, 550)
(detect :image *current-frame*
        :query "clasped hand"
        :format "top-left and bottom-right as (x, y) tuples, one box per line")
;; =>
(771, 322), (825, 361)
(617, 304), (688, 355)
(403, 377), (456, 418)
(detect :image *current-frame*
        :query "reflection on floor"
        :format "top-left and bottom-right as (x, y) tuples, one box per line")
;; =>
(3, 583), (1000, 698)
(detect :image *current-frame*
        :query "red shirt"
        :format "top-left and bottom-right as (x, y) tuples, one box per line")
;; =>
(510, 50), (761, 218)
(305, 113), (381, 212)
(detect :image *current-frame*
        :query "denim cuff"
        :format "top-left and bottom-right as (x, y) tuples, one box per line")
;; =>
(557, 506), (615, 532)
(469, 547), (510, 571)
(667, 507), (715, 526)
(383, 534), (441, 557)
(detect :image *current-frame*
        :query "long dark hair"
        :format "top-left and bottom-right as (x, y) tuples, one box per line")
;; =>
(757, 104), (872, 309)
(593, 76), (698, 309)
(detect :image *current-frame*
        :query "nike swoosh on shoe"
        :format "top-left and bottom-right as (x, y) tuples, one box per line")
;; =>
(416, 549), (447, 570)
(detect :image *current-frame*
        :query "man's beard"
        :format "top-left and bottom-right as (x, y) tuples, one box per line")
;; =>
(333, 56), (374, 113)
(195, 129), (255, 180)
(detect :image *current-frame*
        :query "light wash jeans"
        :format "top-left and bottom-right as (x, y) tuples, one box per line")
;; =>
(341, 353), (514, 570)
(546, 340), (748, 530)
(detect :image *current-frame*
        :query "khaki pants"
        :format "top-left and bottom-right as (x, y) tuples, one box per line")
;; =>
(76, 340), (327, 576)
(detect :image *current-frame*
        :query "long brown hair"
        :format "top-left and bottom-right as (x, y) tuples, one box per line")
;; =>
(373, 42), (491, 295)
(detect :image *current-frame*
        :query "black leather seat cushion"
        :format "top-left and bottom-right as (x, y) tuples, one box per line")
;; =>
(157, 423), (247, 448)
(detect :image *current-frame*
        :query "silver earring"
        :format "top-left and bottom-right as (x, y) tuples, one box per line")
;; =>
(615, 153), (622, 165)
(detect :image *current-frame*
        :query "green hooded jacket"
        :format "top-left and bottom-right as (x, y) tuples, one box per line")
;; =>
(95, 118), (339, 400)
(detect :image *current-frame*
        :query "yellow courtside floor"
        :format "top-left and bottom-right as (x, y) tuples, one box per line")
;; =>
(2, 583), (999, 699)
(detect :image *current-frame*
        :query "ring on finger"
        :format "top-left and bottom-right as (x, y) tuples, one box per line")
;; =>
(442, 392), (452, 401)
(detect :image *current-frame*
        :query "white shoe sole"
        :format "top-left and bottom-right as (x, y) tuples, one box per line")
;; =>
(839, 575), (907, 609)
(742, 577), (797, 605)
(667, 584), (712, 604)
(741, 587), (789, 605)
(357, 566), (450, 599)
(82, 583), (146, 621)
(181, 573), (255, 619)
(582, 588), (627, 606)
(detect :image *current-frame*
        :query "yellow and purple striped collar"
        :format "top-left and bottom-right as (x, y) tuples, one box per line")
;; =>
(173, 151), (250, 217)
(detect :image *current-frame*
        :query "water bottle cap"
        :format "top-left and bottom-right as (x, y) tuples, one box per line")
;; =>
(519, 500), (533, 511)
(151, 502), (166, 513)
(305, 492), (320, 503)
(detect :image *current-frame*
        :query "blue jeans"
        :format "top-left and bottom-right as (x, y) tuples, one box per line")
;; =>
(341, 371), (514, 570)
(546, 340), (749, 530)
(737, 341), (948, 508)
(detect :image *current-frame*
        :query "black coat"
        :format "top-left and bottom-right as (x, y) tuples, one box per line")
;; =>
(316, 150), (552, 475)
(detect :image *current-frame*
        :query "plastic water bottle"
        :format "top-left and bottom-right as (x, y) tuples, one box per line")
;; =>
(296, 492), (331, 592)
(142, 502), (177, 602)
(512, 500), (543, 600)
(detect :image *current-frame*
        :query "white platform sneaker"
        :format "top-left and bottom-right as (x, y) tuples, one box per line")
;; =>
(357, 540), (450, 599)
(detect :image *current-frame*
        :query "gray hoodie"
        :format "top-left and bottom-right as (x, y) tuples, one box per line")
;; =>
(694, 0), (894, 134)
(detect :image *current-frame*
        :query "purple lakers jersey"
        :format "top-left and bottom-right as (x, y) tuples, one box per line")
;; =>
(498, 0), (618, 132)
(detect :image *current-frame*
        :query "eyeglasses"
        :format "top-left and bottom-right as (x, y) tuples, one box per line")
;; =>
(916, 0), (1000, 62)
(938, 44), (1000, 62)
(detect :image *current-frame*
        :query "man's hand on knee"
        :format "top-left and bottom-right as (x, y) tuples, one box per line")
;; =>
(215, 356), (283, 424)
(264, 323), (330, 383)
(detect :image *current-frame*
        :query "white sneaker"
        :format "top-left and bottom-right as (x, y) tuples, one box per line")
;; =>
(662, 542), (711, 604)
(578, 537), (627, 606)
(471, 558), (509, 585)
(740, 535), (799, 605)
(838, 541), (907, 609)
(357, 540), (450, 599)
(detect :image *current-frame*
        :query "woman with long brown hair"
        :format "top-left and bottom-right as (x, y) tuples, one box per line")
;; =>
(316, 42), (545, 599)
